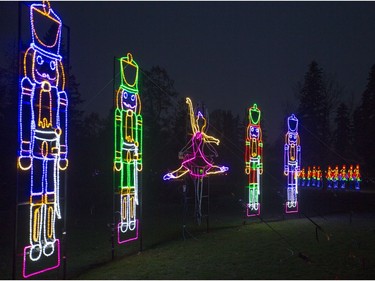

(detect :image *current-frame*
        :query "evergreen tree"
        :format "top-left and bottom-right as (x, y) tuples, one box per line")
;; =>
(333, 102), (351, 161)
(139, 66), (181, 203)
(296, 61), (332, 166)
(353, 64), (375, 178)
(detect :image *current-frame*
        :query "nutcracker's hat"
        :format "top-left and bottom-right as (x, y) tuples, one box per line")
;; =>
(287, 114), (299, 133)
(30, 1), (62, 59)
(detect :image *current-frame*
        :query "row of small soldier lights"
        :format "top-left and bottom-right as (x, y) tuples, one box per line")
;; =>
(298, 164), (361, 190)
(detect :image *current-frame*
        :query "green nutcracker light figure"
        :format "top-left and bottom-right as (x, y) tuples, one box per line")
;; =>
(113, 53), (142, 244)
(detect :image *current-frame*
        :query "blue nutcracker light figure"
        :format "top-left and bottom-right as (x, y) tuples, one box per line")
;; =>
(245, 104), (263, 217)
(113, 53), (143, 244)
(284, 114), (301, 213)
(18, 1), (67, 277)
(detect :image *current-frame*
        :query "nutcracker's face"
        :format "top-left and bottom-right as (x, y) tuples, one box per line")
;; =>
(34, 51), (58, 83)
(121, 90), (137, 111)
(288, 132), (297, 144)
(250, 125), (260, 139)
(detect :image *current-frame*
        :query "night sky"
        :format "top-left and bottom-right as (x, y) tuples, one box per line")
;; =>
(1, 1), (375, 143)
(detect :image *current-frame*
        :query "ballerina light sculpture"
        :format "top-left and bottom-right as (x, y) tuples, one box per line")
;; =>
(163, 97), (228, 223)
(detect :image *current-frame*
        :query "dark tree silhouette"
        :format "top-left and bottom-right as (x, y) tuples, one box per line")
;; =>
(353, 64), (375, 179)
(297, 61), (333, 167)
(333, 102), (352, 161)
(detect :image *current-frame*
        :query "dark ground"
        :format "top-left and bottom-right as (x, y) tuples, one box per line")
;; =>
(1, 181), (375, 279)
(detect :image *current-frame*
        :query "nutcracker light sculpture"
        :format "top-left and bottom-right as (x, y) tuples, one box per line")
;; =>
(245, 104), (263, 216)
(18, 1), (67, 277)
(113, 53), (142, 244)
(163, 97), (228, 224)
(353, 164), (361, 190)
(284, 114), (301, 213)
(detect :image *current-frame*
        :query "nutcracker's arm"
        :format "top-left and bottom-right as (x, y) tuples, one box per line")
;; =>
(135, 112), (143, 171)
(258, 133), (263, 174)
(18, 75), (35, 170)
(58, 89), (68, 170)
(284, 134), (289, 175)
(114, 107), (123, 171)
(297, 135), (301, 171)
(245, 125), (250, 174)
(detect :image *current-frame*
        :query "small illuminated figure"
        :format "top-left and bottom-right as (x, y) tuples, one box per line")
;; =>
(339, 164), (347, 189)
(316, 166), (322, 188)
(299, 167), (306, 187)
(353, 164), (361, 190)
(245, 104), (263, 216)
(306, 166), (312, 187)
(347, 164), (354, 189)
(163, 98), (228, 223)
(18, 1), (67, 277)
(312, 166), (317, 187)
(333, 165), (339, 189)
(284, 114), (301, 213)
(326, 166), (333, 188)
(114, 53), (142, 244)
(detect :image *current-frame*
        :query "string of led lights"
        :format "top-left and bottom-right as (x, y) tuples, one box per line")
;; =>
(245, 103), (263, 217)
(284, 114), (301, 214)
(113, 53), (142, 244)
(18, 1), (67, 278)
(163, 97), (228, 223)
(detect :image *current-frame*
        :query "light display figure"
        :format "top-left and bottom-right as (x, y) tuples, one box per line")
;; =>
(348, 164), (354, 189)
(18, 1), (67, 277)
(244, 103), (263, 216)
(299, 167), (306, 187)
(113, 53), (142, 244)
(306, 166), (312, 187)
(312, 166), (317, 187)
(326, 166), (333, 188)
(339, 164), (347, 189)
(163, 97), (228, 223)
(353, 164), (361, 190)
(284, 114), (301, 213)
(333, 165), (339, 189)
(316, 166), (322, 188)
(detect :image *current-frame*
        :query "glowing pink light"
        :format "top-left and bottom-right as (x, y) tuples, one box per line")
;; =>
(117, 220), (139, 244)
(163, 98), (228, 181)
(285, 202), (299, 214)
(23, 239), (60, 279)
(246, 203), (261, 217)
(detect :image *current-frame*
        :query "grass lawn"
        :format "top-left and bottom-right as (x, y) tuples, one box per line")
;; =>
(76, 212), (375, 280)
(3, 189), (375, 279)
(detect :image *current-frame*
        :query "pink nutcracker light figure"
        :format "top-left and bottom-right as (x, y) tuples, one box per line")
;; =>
(284, 114), (301, 213)
(113, 53), (142, 244)
(163, 97), (228, 224)
(18, 1), (67, 277)
(245, 103), (263, 217)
